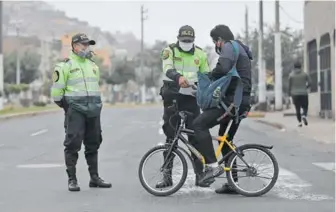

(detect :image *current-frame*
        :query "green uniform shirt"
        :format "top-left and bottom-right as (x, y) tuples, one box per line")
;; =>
(51, 52), (102, 117)
(161, 44), (209, 95)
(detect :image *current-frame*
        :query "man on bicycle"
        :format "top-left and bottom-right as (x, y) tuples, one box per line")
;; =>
(193, 24), (253, 192)
(157, 25), (210, 188)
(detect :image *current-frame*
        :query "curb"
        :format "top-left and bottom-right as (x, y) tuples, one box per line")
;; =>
(247, 112), (266, 118)
(254, 119), (285, 130)
(0, 109), (61, 121)
(105, 103), (160, 108)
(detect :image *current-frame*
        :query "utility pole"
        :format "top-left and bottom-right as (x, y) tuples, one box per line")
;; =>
(245, 5), (249, 47)
(16, 26), (21, 85)
(0, 1), (4, 110)
(140, 5), (148, 104)
(274, 0), (283, 110)
(258, 0), (267, 111)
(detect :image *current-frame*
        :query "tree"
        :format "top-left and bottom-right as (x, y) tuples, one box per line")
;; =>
(236, 25), (303, 92)
(133, 40), (168, 87)
(106, 57), (136, 85)
(4, 51), (41, 84)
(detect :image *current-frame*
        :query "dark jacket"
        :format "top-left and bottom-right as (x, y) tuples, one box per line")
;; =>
(211, 40), (253, 104)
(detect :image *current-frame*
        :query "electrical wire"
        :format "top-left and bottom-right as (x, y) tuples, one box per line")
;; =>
(279, 5), (303, 24)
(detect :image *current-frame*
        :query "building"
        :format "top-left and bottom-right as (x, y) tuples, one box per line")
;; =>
(303, 1), (335, 120)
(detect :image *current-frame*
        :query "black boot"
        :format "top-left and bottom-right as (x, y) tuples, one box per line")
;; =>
(66, 168), (80, 192)
(86, 152), (112, 188)
(155, 169), (173, 188)
(155, 150), (174, 188)
(216, 160), (238, 194)
(215, 183), (238, 194)
(89, 175), (112, 188)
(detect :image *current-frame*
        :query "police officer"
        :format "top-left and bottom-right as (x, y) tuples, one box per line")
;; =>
(51, 33), (112, 192)
(157, 25), (210, 188)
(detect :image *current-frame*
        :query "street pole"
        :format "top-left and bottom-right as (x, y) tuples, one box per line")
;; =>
(274, 0), (283, 110)
(140, 5), (148, 104)
(258, 0), (267, 110)
(15, 26), (21, 85)
(245, 5), (249, 47)
(0, 1), (4, 110)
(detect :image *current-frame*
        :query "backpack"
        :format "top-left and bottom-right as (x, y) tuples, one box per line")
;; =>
(196, 40), (243, 123)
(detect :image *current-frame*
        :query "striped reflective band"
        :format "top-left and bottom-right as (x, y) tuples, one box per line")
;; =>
(64, 91), (101, 96)
(67, 77), (98, 86)
(174, 65), (198, 72)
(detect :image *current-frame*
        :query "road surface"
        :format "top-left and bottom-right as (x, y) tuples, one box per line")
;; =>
(0, 106), (335, 212)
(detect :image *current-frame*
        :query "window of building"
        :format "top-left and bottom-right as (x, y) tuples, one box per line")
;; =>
(319, 33), (332, 111)
(307, 39), (318, 92)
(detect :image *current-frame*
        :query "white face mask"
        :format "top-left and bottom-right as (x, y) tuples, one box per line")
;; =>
(179, 42), (194, 51)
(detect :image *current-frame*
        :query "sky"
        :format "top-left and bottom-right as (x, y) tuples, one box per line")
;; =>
(48, 0), (304, 48)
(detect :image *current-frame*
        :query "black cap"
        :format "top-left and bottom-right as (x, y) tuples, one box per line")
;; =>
(71, 33), (96, 45)
(294, 60), (302, 69)
(177, 25), (195, 42)
(210, 25), (234, 41)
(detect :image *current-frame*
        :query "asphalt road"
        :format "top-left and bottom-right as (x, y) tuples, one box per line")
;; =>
(0, 105), (335, 212)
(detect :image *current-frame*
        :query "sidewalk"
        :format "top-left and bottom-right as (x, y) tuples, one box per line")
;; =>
(255, 109), (335, 144)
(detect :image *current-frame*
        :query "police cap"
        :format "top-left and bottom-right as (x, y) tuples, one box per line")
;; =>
(71, 33), (96, 45)
(178, 25), (195, 42)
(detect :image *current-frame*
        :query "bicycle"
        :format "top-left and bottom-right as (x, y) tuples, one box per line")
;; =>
(138, 100), (279, 197)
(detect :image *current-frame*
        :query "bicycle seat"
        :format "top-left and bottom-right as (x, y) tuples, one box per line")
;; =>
(178, 111), (194, 119)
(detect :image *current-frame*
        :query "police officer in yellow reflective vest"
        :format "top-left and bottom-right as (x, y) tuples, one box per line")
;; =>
(157, 25), (210, 188)
(51, 33), (111, 192)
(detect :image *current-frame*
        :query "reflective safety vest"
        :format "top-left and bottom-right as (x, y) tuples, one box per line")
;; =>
(161, 43), (209, 95)
(50, 52), (102, 117)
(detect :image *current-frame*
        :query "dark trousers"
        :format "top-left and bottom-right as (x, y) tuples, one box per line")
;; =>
(193, 104), (250, 164)
(162, 94), (203, 173)
(64, 107), (102, 178)
(292, 95), (308, 122)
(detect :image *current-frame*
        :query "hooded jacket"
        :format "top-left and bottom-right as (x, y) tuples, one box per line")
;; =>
(210, 40), (253, 104)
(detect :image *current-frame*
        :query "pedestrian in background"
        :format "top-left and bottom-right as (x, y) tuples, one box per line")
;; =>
(288, 60), (311, 127)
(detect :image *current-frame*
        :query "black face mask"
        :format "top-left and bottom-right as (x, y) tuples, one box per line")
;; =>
(215, 45), (221, 55)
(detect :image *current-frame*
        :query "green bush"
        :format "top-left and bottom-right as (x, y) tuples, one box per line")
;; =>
(33, 101), (47, 107)
(4, 83), (30, 95)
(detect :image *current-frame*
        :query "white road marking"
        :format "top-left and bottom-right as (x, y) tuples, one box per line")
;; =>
(16, 164), (64, 169)
(259, 164), (333, 201)
(30, 129), (48, 136)
(173, 168), (214, 196)
(169, 163), (333, 200)
(312, 162), (335, 172)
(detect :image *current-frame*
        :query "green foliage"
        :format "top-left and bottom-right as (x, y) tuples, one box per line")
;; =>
(4, 83), (29, 95)
(236, 25), (303, 92)
(4, 51), (41, 84)
(133, 40), (167, 87)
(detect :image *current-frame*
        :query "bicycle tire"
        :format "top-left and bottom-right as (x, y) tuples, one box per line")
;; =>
(138, 145), (188, 196)
(226, 144), (279, 197)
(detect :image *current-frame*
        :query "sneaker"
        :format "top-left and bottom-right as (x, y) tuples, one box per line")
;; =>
(197, 166), (224, 185)
(298, 122), (302, 127)
(215, 183), (238, 194)
(302, 116), (308, 126)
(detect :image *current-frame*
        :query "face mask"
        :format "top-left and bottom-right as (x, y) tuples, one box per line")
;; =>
(215, 41), (222, 55)
(179, 42), (194, 52)
(77, 48), (91, 58)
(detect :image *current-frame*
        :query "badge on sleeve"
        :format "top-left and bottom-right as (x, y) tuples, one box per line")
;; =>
(52, 70), (60, 82)
(161, 49), (170, 60)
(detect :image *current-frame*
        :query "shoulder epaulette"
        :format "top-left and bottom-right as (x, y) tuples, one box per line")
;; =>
(195, 45), (203, 50)
(168, 43), (176, 49)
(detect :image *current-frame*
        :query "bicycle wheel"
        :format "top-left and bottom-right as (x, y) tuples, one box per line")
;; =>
(226, 144), (279, 197)
(138, 145), (188, 196)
